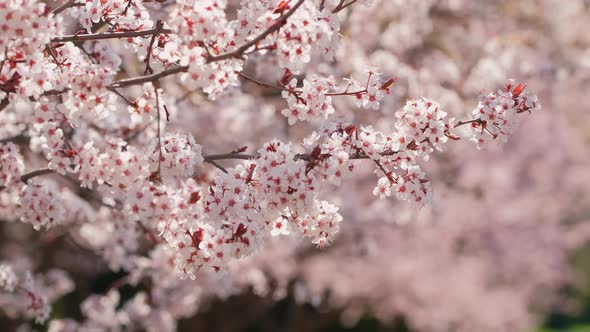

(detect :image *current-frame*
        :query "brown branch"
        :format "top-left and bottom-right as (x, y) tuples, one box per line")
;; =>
(0, 168), (55, 191)
(153, 81), (163, 181)
(203, 149), (400, 164)
(51, 0), (82, 15)
(0, 98), (9, 112)
(0, 134), (29, 145)
(107, 87), (135, 106)
(332, 0), (359, 13)
(204, 153), (260, 161)
(109, 66), (187, 88)
(205, 160), (228, 173)
(51, 27), (173, 44)
(144, 21), (164, 75)
(21, 168), (54, 183)
(454, 118), (482, 127)
(238, 72), (297, 93)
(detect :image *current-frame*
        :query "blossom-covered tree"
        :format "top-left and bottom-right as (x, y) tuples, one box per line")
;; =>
(1, 0), (587, 331)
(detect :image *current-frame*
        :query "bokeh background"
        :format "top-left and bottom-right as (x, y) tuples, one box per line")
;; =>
(3, 0), (590, 331)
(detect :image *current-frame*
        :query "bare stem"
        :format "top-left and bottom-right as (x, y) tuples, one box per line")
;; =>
(153, 82), (163, 181)
(110, 66), (187, 88)
(332, 0), (359, 13)
(0, 168), (55, 191)
(51, 27), (173, 44)
(454, 119), (482, 127)
(0, 134), (28, 144)
(238, 72), (297, 93)
(21, 168), (54, 183)
(51, 0), (81, 15)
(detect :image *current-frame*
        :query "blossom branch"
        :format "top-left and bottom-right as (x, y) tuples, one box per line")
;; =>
(103, 0), (307, 90)
(207, 0), (306, 62)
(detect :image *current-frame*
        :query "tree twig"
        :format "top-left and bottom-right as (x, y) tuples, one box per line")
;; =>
(51, 0), (81, 15)
(51, 27), (173, 44)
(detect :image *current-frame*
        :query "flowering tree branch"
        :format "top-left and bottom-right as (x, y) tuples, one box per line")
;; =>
(207, 0), (306, 62)
(0, 1), (547, 327)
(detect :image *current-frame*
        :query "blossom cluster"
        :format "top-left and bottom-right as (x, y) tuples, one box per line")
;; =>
(0, 262), (73, 324)
(78, 0), (153, 32)
(281, 75), (336, 125)
(235, 0), (341, 70)
(148, 132), (204, 180)
(0, 0), (59, 102)
(280, 71), (395, 125)
(17, 180), (65, 231)
(470, 82), (542, 148)
(0, 143), (23, 188)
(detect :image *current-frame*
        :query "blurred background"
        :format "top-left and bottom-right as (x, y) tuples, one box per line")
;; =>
(3, 0), (590, 331)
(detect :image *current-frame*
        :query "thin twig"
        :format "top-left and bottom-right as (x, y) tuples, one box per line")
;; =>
(0, 134), (28, 144)
(0, 168), (55, 191)
(332, 0), (359, 13)
(109, 66), (187, 88)
(51, 0), (80, 15)
(205, 160), (228, 173)
(21, 168), (54, 183)
(153, 81), (163, 181)
(238, 72), (297, 93)
(144, 21), (164, 75)
(51, 27), (173, 44)
(107, 87), (135, 106)
(454, 119), (482, 127)
(204, 153), (260, 161)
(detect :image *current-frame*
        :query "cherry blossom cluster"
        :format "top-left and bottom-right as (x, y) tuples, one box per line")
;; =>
(167, 0), (243, 99)
(78, 0), (153, 32)
(346, 71), (395, 111)
(235, 0), (341, 70)
(0, 143), (23, 188)
(0, 0), (59, 102)
(280, 71), (395, 125)
(470, 82), (542, 148)
(80, 208), (143, 270)
(179, 46), (244, 99)
(281, 75), (336, 125)
(0, 263), (17, 292)
(170, 0), (228, 42)
(148, 132), (204, 180)
(129, 83), (163, 123)
(0, 262), (73, 324)
(161, 139), (345, 278)
(17, 180), (65, 230)
(369, 98), (453, 203)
